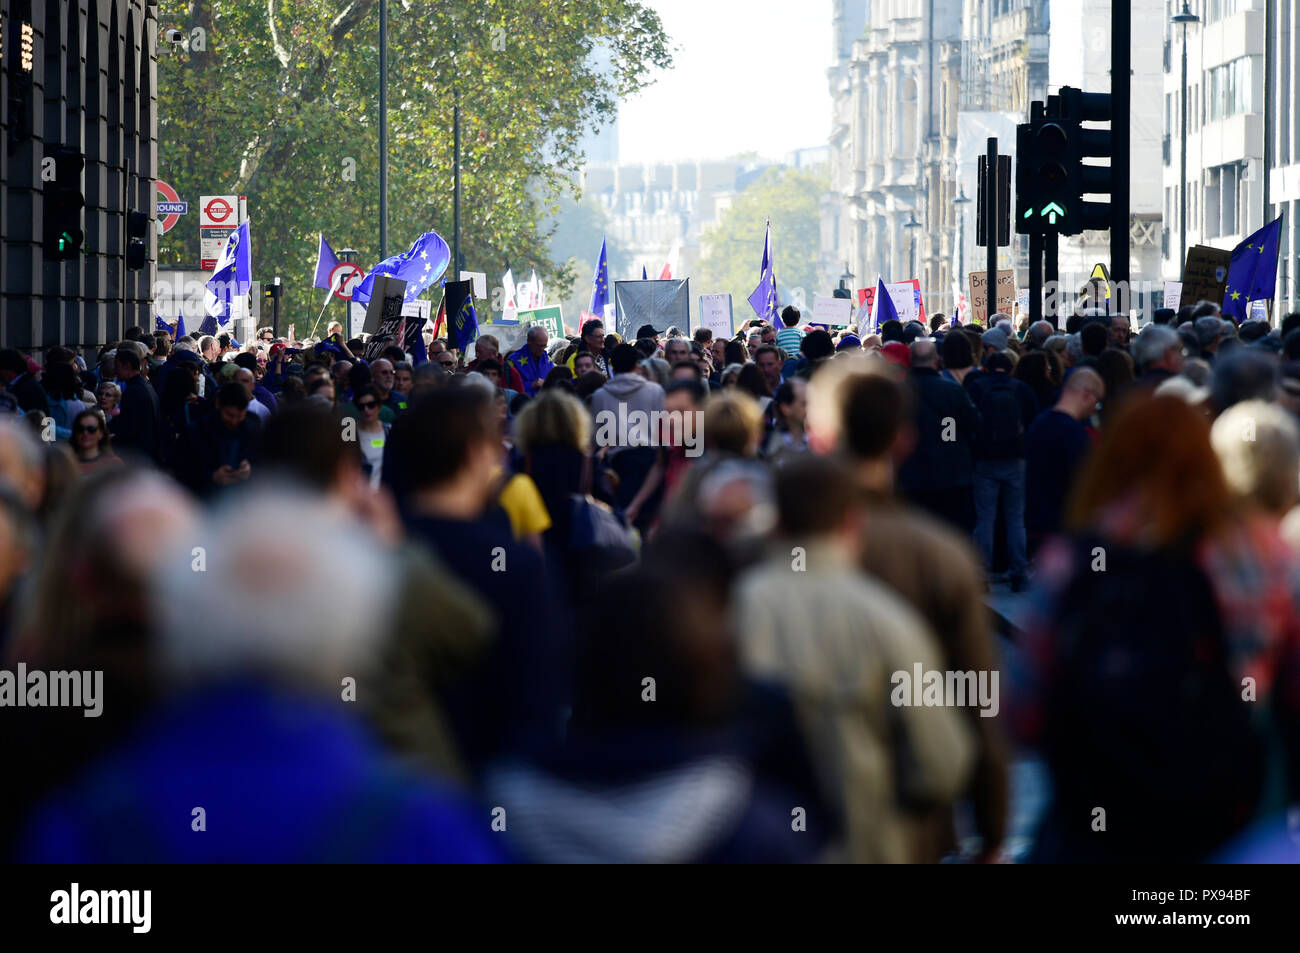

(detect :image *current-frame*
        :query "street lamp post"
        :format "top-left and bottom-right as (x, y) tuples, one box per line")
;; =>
(836, 264), (855, 301)
(339, 247), (358, 336)
(379, 0), (388, 261)
(953, 188), (972, 301)
(1171, 2), (1200, 271)
(904, 212), (922, 287)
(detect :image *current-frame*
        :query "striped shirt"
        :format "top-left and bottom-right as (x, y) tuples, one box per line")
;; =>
(775, 326), (805, 354)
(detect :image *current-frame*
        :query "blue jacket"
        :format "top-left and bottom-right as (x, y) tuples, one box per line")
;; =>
(16, 680), (509, 863)
(506, 346), (554, 397)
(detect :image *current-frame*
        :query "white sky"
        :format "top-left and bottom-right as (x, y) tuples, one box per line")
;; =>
(617, 0), (833, 165)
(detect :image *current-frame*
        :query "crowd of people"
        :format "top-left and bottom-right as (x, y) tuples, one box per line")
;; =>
(0, 289), (1298, 863)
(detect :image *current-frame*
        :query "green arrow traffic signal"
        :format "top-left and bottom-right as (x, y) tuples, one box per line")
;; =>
(1040, 202), (1065, 225)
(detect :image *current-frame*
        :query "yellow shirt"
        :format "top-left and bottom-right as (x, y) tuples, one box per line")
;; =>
(498, 472), (552, 539)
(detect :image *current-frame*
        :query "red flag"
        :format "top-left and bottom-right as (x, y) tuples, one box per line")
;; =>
(432, 296), (447, 340)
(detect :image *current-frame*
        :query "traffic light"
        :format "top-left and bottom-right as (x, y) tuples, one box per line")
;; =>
(43, 147), (85, 261)
(1015, 88), (1113, 237)
(126, 210), (150, 270)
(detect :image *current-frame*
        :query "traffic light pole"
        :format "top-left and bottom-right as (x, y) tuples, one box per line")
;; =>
(1111, 0), (1131, 286)
(1045, 229), (1059, 321)
(1030, 232), (1044, 326)
(986, 137), (998, 324)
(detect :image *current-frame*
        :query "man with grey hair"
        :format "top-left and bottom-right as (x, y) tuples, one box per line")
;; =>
(505, 324), (553, 397)
(1024, 321), (1054, 350)
(1194, 315), (1228, 360)
(1064, 333), (1085, 369)
(1133, 323), (1185, 389)
(663, 337), (690, 366)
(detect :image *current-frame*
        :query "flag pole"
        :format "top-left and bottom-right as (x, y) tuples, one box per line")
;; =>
(308, 272), (345, 340)
(769, 219), (777, 322)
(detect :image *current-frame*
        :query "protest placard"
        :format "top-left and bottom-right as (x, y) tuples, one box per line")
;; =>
(968, 270), (1015, 325)
(1180, 245), (1232, 310)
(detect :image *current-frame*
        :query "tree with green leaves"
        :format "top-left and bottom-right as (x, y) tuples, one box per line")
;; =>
(156, 0), (671, 324)
(692, 165), (829, 327)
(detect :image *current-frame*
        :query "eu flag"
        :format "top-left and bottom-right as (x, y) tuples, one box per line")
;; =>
(590, 238), (610, 316)
(155, 314), (171, 333)
(1223, 215), (1283, 321)
(444, 278), (479, 353)
(203, 221), (252, 329)
(747, 221), (778, 323)
(353, 230), (450, 306)
(175, 313), (187, 338)
(871, 277), (899, 331)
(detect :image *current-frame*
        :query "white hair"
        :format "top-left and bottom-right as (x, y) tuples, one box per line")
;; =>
(153, 484), (396, 690)
(1133, 324), (1180, 369)
(460, 372), (498, 397)
(1211, 400), (1300, 514)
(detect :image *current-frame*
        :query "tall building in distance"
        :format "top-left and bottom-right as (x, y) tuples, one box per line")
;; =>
(1161, 0), (1266, 295)
(825, 0), (960, 309)
(1268, 0), (1300, 314)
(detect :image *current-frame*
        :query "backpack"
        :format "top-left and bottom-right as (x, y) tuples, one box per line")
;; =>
(975, 375), (1023, 458)
(1043, 536), (1266, 860)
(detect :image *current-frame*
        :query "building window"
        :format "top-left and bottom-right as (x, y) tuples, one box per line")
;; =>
(1205, 57), (1254, 122)
(1204, 0), (1242, 23)
(901, 77), (918, 155)
(1204, 164), (1240, 238)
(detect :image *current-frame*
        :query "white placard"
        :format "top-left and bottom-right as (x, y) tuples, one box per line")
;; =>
(812, 295), (854, 327)
(1163, 281), (1183, 312)
(698, 293), (734, 338)
(402, 299), (432, 323)
(460, 271), (488, 300)
(349, 301), (367, 339)
(885, 282), (920, 324)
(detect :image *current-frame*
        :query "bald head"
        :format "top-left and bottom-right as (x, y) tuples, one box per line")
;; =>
(1059, 366), (1105, 421)
(1064, 366), (1102, 395)
(1027, 321), (1053, 346)
(910, 339), (938, 369)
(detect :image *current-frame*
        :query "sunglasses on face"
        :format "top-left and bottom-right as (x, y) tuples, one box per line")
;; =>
(76, 424), (100, 434)
(438, 358), (455, 367)
(357, 400), (379, 410)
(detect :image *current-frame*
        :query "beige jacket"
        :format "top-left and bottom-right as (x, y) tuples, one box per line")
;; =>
(734, 539), (973, 863)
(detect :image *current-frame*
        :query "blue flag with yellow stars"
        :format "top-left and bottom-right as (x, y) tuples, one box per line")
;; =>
(1223, 215), (1282, 321)
(353, 230), (450, 306)
(444, 278), (479, 353)
(590, 238), (610, 317)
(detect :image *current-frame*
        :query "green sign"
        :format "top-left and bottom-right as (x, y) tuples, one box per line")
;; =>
(515, 306), (565, 342)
